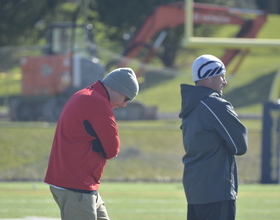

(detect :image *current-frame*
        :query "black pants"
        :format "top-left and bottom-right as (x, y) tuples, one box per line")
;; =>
(187, 200), (236, 220)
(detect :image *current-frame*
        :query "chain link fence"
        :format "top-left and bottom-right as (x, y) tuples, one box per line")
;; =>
(0, 45), (265, 183)
(0, 119), (262, 183)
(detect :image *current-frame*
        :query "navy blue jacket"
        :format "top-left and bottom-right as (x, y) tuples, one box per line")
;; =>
(179, 84), (248, 204)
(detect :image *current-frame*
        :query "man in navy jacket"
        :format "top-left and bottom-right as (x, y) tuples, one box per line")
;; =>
(179, 54), (248, 220)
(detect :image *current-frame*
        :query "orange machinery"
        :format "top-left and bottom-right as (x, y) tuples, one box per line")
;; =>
(20, 54), (71, 96)
(9, 23), (104, 122)
(117, 2), (267, 77)
(9, 3), (267, 121)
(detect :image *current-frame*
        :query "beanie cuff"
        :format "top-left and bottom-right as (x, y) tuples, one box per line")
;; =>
(103, 76), (137, 100)
(102, 68), (139, 101)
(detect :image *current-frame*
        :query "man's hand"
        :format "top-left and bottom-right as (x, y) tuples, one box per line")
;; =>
(83, 120), (107, 158)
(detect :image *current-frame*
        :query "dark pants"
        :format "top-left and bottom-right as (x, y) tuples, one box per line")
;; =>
(187, 200), (236, 220)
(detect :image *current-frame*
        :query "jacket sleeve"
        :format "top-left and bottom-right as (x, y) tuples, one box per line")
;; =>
(208, 99), (248, 155)
(83, 120), (107, 158)
(87, 98), (120, 160)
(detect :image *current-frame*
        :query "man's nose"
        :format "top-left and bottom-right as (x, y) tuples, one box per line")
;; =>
(223, 79), (227, 85)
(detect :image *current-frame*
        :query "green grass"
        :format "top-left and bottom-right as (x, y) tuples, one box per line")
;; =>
(0, 69), (21, 97)
(0, 118), (262, 183)
(0, 182), (280, 220)
(237, 184), (280, 219)
(0, 121), (55, 181)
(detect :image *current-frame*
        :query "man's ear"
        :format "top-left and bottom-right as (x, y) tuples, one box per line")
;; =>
(196, 78), (208, 86)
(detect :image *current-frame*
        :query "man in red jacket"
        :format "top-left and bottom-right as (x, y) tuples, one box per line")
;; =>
(44, 67), (139, 220)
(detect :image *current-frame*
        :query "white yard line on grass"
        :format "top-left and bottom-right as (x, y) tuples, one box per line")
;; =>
(0, 217), (60, 220)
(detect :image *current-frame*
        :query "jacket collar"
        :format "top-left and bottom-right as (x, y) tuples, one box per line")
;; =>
(89, 80), (110, 101)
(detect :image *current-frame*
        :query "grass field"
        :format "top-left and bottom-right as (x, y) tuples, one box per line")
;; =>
(0, 182), (280, 220)
(0, 118), (262, 183)
(0, 118), (276, 220)
(1, 11), (280, 220)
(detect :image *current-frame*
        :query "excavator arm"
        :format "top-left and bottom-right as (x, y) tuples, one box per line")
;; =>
(118, 2), (267, 77)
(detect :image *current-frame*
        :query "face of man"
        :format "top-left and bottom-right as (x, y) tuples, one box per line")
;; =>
(207, 73), (227, 94)
(110, 91), (130, 109)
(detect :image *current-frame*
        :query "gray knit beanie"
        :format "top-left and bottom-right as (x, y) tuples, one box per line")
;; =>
(102, 68), (139, 101)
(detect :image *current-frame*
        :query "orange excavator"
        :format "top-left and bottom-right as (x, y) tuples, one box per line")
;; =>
(9, 22), (105, 122)
(9, 2), (267, 121)
(116, 2), (267, 77)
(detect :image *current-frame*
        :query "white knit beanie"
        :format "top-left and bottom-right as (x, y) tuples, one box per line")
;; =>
(192, 54), (226, 82)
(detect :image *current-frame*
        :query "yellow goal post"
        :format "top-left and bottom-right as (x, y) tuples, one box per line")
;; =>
(183, 0), (280, 48)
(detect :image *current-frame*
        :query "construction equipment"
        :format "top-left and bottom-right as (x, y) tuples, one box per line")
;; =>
(9, 22), (105, 122)
(111, 2), (267, 120)
(9, 2), (267, 122)
(9, 22), (156, 122)
(116, 2), (267, 77)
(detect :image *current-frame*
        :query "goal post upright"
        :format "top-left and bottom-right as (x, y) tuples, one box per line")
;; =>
(183, 0), (280, 48)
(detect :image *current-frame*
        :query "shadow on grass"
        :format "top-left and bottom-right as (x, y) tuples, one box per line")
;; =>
(224, 70), (277, 108)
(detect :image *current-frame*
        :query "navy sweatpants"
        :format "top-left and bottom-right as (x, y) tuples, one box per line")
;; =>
(187, 200), (236, 220)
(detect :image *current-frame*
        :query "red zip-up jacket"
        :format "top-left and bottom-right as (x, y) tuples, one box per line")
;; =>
(44, 81), (120, 191)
